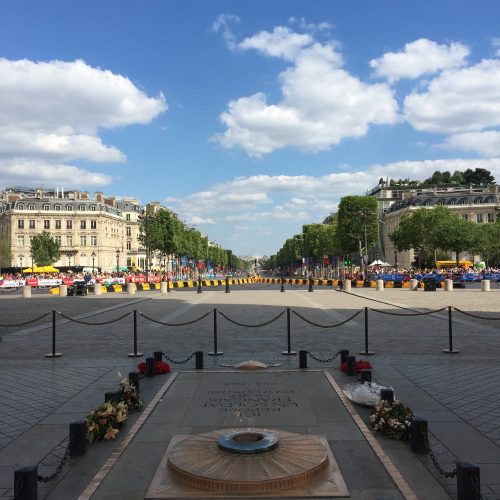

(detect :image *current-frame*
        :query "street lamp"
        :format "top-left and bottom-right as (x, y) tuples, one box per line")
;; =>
(67, 254), (72, 269)
(91, 251), (96, 273)
(19, 255), (23, 276)
(394, 249), (398, 270)
(116, 248), (120, 273)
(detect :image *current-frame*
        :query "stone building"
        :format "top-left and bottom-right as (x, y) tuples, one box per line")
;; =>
(0, 187), (128, 272)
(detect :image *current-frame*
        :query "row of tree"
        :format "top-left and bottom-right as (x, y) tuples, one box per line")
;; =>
(386, 167), (495, 188)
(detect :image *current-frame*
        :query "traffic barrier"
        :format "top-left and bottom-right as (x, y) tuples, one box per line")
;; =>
(481, 279), (490, 292)
(376, 279), (384, 291)
(23, 285), (32, 298)
(59, 284), (68, 297)
(444, 279), (453, 291)
(94, 283), (102, 295)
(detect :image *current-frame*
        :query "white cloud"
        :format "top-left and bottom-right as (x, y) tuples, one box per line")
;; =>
(492, 37), (500, 56)
(0, 58), (166, 166)
(440, 130), (500, 157)
(211, 13), (241, 51)
(190, 215), (216, 225)
(215, 30), (398, 157)
(0, 159), (112, 188)
(288, 17), (334, 33)
(239, 26), (314, 61)
(404, 59), (500, 134)
(370, 38), (469, 82)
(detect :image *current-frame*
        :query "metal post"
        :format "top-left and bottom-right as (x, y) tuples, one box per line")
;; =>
(280, 277), (285, 292)
(197, 278), (202, 293)
(359, 369), (372, 383)
(154, 351), (163, 362)
(69, 420), (87, 457)
(14, 466), (38, 500)
(282, 308), (296, 355)
(195, 351), (204, 369)
(128, 372), (140, 393)
(380, 388), (394, 404)
(410, 417), (428, 453)
(145, 357), (156, 377)
(443, 306), (459, 353)
(128, 310), (143, 357)
(456, 462), (480, 500)
(225, 277), (230, 293)
(346, 355), (356, 376)
(308, 278), (313, 292)
(208, 309), (223, 355)
(339, 349), (349, 364)
(359, 307), (375, 355)
(299, 350), (308, 369)
(45, 310), (62, 357)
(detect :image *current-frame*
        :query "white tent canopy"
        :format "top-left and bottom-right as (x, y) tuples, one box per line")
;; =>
(369, 260), (392, 267)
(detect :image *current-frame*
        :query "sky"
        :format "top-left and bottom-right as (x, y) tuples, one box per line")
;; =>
(1, 0), (500, 257)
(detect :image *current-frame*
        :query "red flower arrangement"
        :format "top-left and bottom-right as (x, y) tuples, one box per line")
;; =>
(340, 360), (372, 373)
(137, 360), (170, 375)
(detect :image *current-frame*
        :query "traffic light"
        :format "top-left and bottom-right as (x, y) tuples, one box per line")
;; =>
(343, 258), (351, 266)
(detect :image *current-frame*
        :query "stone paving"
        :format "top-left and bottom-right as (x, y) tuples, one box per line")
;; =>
(0, 283), (499, 499)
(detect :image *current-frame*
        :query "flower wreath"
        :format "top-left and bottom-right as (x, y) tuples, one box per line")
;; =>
(369, 400), (414, 440)
(340, 360), (372, 373)
(137, 360), (170, 375)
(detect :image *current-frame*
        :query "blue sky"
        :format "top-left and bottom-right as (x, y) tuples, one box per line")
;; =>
(1, 0), (500, 256)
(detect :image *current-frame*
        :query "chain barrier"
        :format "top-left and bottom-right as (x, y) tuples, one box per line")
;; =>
(453, 307), (500, 321)
(37, 436), (70, 483)
(422, 429), (456, 479)
(292, 308), (363, 329)
(308, 351), (341, 363)
(470, 473), (484, 500)
(0, 311), (51, 327)
(369, 306), (447, 317)
(162, 352), (196, 364)
(217, 309), (286, 328)
(138, 310), (212, 326)
(57, 310), (132, 325)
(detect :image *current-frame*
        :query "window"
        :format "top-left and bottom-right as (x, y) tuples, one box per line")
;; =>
(55, 220), (61, 229)
(55, 235), (61, 245)
(90, 205), (97, 211)
(79, 205), (86, 211)
(67, 220), (72, 229)
(66, 204), (72, 211)
(18, 203), (24, 209)
(18, 219), (24, 229)
(55, 205), (61, 211)
(28, 204), (35, 210)
(90, 220), (97, 229)
(44, 220), (50, 229)
(476, 213), (484, 223)
(43, 204), (50, 210)
(29, 220), (35, 229)
(126, 214), (131, 221)
(126, 240), (131, 250)
(66, 235), (73, 247)
(80, 220), (86, 229)
(126, 226), (131, 236)
(17, 235), (25, 247)
(91, 235), (97, 246)
(488, 213), (495, 223)
(80, 235), (86, 247)
(462, 214), (468, 221)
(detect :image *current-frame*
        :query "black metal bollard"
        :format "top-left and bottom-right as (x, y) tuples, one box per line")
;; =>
(456, 462), (480, 500)
(154, 351), (163, 362)
(280, 277), (285, 292)
(208, 309), (223, 355)
(410, 417), (428, 453)
(69, 420), (87, 457)
(282, 308), (296, 355)
(195, 351), (204, 369)
(299, 350), (308, 369)
(346, 355), (356, 376)
(359, 307), (375, 355)
(359, 369), (372, 383)
(145, 357), (156, 377)
(443, 306), (460, 354)
(105, 391), (118, 402)
(308, 278), (313, 292)
(225, 278), (230, 293)
(380, 388), (394, 404)
(128, 372), (140, 393)
(14, 466), (38, 500)
(45, 309), (62, 358)
(128, 310), (143, 357)
(197, 278), (202, 293)
(339, 349), (349, 364)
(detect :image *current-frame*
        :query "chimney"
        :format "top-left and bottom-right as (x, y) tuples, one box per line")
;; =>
(95, 192), (104, 202)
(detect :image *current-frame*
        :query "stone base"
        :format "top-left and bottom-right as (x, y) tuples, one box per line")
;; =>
(146, 432), (348, 498)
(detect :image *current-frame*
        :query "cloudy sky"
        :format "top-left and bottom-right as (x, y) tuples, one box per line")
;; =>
(1, 0), (500, 256)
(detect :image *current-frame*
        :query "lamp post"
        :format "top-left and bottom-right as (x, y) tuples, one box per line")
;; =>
(19, 255), (23, 276)
(116, 248), (120, 273)
(67, 254), (72, 269)
(91, 251), (96, 273)
(394, 249), (398, 270)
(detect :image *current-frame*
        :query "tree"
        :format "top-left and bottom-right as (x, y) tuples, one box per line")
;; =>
(463, 168), (495, 185)
(0, 239), (12, 267)
(30, 231), (60, 267)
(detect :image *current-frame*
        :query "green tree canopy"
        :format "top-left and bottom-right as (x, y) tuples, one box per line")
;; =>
(30, 231), (61, 266)
(0, 239), (12, 267)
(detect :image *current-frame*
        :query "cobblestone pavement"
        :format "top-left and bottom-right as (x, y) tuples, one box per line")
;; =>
(0, 284), (499, 499)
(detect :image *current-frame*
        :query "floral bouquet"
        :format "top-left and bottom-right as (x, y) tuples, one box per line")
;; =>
(137, 360), (170, 375)
(85, 401), (128, 443)
(340, 360), (372, 373)
(117, 378), (143, 412)
(370, 400), (414, 440)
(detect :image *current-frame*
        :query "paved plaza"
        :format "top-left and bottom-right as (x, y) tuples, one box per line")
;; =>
(0, 283), (499, 499)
